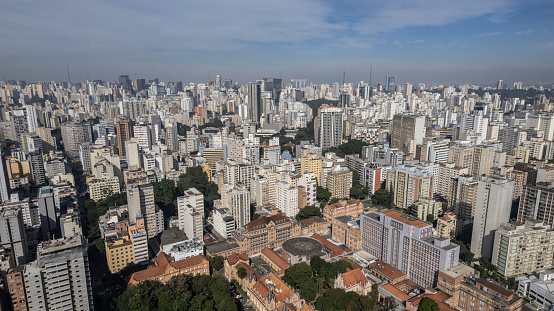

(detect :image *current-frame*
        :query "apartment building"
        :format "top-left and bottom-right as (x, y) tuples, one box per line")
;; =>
(327, 165), (353, 199)
(492, 220), (554, 278)
(518, 182), (554, 227)
(436, 212), (457, 238)
(386, 165), (433, 210)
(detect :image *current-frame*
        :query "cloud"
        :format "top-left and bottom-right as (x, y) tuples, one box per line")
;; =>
(352, 0), (518, 35)
(476, 32), (503, 37)
(515, 30), (534, 35)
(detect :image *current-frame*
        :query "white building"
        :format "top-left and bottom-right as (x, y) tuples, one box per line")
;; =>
(213, 208), (236, 238)
(276, 180), (298, 218)
(177, 188), (204, 240)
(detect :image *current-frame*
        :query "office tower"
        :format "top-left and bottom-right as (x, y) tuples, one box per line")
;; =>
(116, 118), (134, 156)
(29, 151), (46, 186)
(215, 74), (221, 88)
(319, 107), (343, 150)
(385, 165), (433, 210)
(470, 176), (515, 260)
(61, 122), (92, 157)
(25, 105), (38, 133)
(133, 124), (152, 149)
(177, 188), (204, 240)
(136, 78), (145, 91)
(125, 139), (141, 168)
(386, 76), (396, 92)
(518, 182), (554, 227)
(361, 210), (459, 287)
(224, 79), (232, 89)
(127, 183), (163, 238)
(497, 79), (504, 90)
(35, 127), (56, 153)
(391, 114), (425, 149)
(0, 146), (10, 203)
(403, 83), (412, 98)
(0, 206), (28, 266)
(38, 186), (58, 240)
(267, 137), (280, 165)
(79, 142), (92, 172)
(492, 220), (554, 277)
(225, 186), (251, 228)
(471, 145), (495, 179)
(327, 166), (353, 199)
(276, 181), (298, 218)
(23, 234), (93, 311)
(247, 82), (261, 123)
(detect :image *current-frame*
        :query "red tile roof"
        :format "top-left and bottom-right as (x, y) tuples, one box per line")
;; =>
(244, 214), (290, 232)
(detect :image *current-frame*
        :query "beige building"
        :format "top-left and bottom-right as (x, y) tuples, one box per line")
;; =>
(327, 166), (353, 199)
(492, 220), (554, 278)
(447, 175), (478, 229)
(323, 199), (364, 222)
(436, 212), (457, 238)
(438, 163), (470, 198)
(412, 197), (441, 221)
(448, 145), (474, 169)
(301, 153), (322, 185)
(88, 176), (120, 201)
(386, 165), (434, 210)
(471, 145), (495, 179)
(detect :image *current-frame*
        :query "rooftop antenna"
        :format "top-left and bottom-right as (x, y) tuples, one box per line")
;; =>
(370, 63), (373, 86)
(66, 65), (71, 84)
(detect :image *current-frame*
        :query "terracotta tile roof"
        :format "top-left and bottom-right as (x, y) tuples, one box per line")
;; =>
(300, 217), (321, 226)
(408, 291), (455, 311)
(311, 234), (349, 256)
(262, 248), (291, 271)
(129, 254), (208, 284)
(384, 210), (429, 228)
(381, 283), (411, 302)
(340, 268), (367, 287)
(369, 261), (406, 281)
(245, 214), (289, 232)
(227, 252), (249, 265)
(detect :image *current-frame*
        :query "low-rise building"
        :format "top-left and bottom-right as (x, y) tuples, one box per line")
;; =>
(129, 253), (209, 285)
(323, 199), (364, 222)
(334, 268), (376, 295)
(331, 215), (361, 250)
(412, 197), (441, 221)
(436, 212), (457, 238)
(516, 270), (554, 310)
(458, 276), (522, 311)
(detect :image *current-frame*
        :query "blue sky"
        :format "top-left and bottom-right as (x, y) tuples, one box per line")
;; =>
(1, 0), (553, 85)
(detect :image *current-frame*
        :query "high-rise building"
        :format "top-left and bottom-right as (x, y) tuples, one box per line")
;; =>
(25, 105), (38, 133)
(215, 74), (221, 88)
(61, 122), (92, 158)
(23, 234), (94, 311)
(28, 151), (46, 186)
(470, 176), (515, 260)
(116, 118), (134, 156)
(6, 267), (28, 311)
(133, 124), (152, 150)
(438, 163), (470, 198)
(361, 210), (459, 287)
(391, 114), (425, 150)
(267, 137), (280, 165)
(385, 165), (434, 210)
(386, 76), (396, 92)
(518, 182), (554, 227)
(125, 139), (141, 168)
(471, 145), (495, 179)
(492, 220), (554, 278)
(0, 206), (28, 266)
(276, 181), (298, 218)
(497, 79), (504, 90)
(38, 186), (58, 240)
(327, 166), (353, 199)
(363, 164), (382, 195)
(225, 186), (251, 228)
(12, 109), (28, 144)
(177, 188), (204, 240)
(448, 145), (474, 169)
(319, 107), (343, 150)
(0, 146), (10, 203)
(247, 82), (261, 123)
(35, 126), (56, 154)
(127, 183), (163, 238)
(436, 212), (457, 238)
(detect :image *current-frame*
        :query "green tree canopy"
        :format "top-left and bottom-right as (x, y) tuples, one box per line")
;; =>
(296, 205), (321, 220)
(418, 297), (440, 311)
(316, 186), (332, 203)
(237, 267), (247, 279)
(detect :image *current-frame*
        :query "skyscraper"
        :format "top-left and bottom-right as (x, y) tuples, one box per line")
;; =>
(0, 146), (10, 203)
(386, 76), (396, 92)
(0, 206), (28, 266)
(116, 118), (134, 156)
(391, 114), (425, 150)
(319, 107), (343, 150)
(470, 176), (515, 260)
(247, 82), (261, 123)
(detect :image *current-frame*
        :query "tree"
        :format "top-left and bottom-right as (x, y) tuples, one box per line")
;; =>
(283, 263), (313, 288)
(418, 297), (440, 311)
(372, 188), (389, 206)
(296, 205), (321, 220)
(379, 296), (398, 311)
(426, 214), (435, 223)
(316, 186), (331, 203)
(207, 255), (224, 271)
(298, 280), (318, 302)
(347, 295), (376, 311)
(237, 267), (247, 279)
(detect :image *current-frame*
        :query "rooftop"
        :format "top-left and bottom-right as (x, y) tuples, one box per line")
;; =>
(384, 210), (430, 228)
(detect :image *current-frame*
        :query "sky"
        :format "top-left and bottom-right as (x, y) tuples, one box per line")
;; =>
(1, 0), (553, 86)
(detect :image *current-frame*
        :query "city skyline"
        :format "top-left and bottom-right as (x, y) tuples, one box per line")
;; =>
(1, 0), (553, 85)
